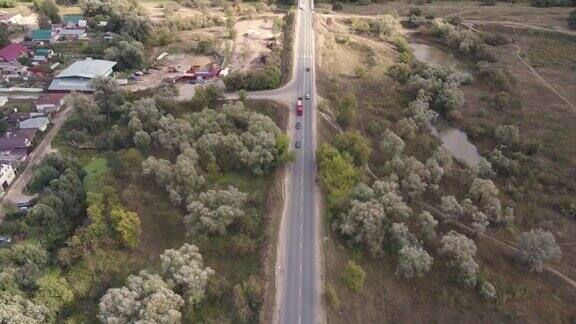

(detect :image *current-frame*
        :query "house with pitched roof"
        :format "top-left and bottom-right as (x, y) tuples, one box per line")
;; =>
(35, 93), (67, 113)
(63, 14), (87, 28)
(0, 43), (30, 62)
(31, 29), (57, 43)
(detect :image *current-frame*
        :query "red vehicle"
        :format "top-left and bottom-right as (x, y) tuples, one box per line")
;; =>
(296, 97), (303, 116)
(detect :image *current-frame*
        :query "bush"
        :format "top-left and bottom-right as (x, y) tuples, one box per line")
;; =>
(342, 260), (366, 293)
(490, 91), (510, 110)
(0, 0), (16, 8)
(409, 7), (423, 16)
(569, 10), (576, 30)
(484, 33), (510, 46)
(332, 2), (344, 10)
(324, 283), (340, 310)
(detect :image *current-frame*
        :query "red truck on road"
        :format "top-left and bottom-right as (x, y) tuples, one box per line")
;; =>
(296, 97), (303, 116)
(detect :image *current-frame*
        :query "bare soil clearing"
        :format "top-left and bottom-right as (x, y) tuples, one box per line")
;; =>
(231, 18), (279, 73)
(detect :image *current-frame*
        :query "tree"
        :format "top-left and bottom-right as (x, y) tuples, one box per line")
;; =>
(92, 77), (125, 121)
(396, 245), (433, 278)
(389, 222), (419, 250)
(110, 206), (141, 249)
(184, 186), (247, 236)
(517, 229), (561, 272)
(468, 178), (503, 222)
(475, 157), (495, 179)
(335, 92), (358, 128)
(69, 95), (104, 133)
(34, 0), (62, 24)
(0, 292), (49, 323)
(416, 211), (438, 240)
(379, 129), (404, 160)
(103, 38), (146, 70)
(342, 260), (366, 293)
(569, 9), (576, 30)
(37, 12), (51, 29)
(33, 275), (74, 317)
(334, 131), (372, 166)
(317, 144), (359, 206)
(98, 271), (184, 324)
(430, 145), (453, 173)
(133, 130), (152, 151)
(440, 195), (463, 221)
(495, 124), (520, 147)
(338, 200), (388, 254)
(191, 84), (224, 109)
(439, 231), (479, 286)
(160, 244), (214, 306)
(0, 28), (9, 48)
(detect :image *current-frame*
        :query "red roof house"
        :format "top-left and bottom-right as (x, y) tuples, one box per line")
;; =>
(35, 93), (68, 113)
(0, 43), (30, 62)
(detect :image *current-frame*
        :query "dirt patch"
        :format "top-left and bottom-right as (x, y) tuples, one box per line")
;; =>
(124, 54), (214, 91)
(230, 18), (281, 73)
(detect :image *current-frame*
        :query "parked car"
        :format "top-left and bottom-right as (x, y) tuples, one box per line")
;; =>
(0, 235), (12, 246)
(143, 70), (150, 75)
(295, 141), (302, 148)
(134, 71), (144, 76)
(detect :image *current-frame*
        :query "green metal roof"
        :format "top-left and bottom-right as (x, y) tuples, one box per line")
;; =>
(35, 49), (51, 55)
(63, 14), (83, 23)
(31, 29), (52, 41)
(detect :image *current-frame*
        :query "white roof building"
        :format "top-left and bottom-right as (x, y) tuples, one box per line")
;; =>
(19, 116), (49, 132)
(48, 59), (117, 92)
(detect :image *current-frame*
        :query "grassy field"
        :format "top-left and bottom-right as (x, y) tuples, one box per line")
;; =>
(82, 157), (110, 193)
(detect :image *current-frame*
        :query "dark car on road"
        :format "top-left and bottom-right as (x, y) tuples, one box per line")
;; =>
(295, 141), (302, 148)
(296, 122), (301, 129)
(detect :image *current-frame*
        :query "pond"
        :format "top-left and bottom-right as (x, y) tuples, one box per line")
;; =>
(408, 42), (481, 166)
(429, 119), (482, 167)
(409, 43), (468, 73)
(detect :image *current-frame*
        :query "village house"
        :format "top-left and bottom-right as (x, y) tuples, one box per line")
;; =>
(0, 163), (16, 192)
(63, 14), (87, 29)
(31, 29), (57, 43)
(35, 93), (67, 113)
(33, 48), (54, 62)
(0, 61), (27, 75)
(0, 43), (30, 63)
(58, 29), (87, 41)
(19, 116), (49, 132)
(48, 59), (116, 92)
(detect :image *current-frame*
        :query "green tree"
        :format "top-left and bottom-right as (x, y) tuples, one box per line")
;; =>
(34, 0), (62, 23)
(336, 92), (358, 128)
(334, 130), (372, 166)
(110, 206), (141, 249)
(342, 260), (366, 293)
(317, 144), (359, 206)
(34, 274), (74, 316)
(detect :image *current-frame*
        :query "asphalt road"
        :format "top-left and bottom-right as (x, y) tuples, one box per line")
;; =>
(277, 1), (321, 323)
